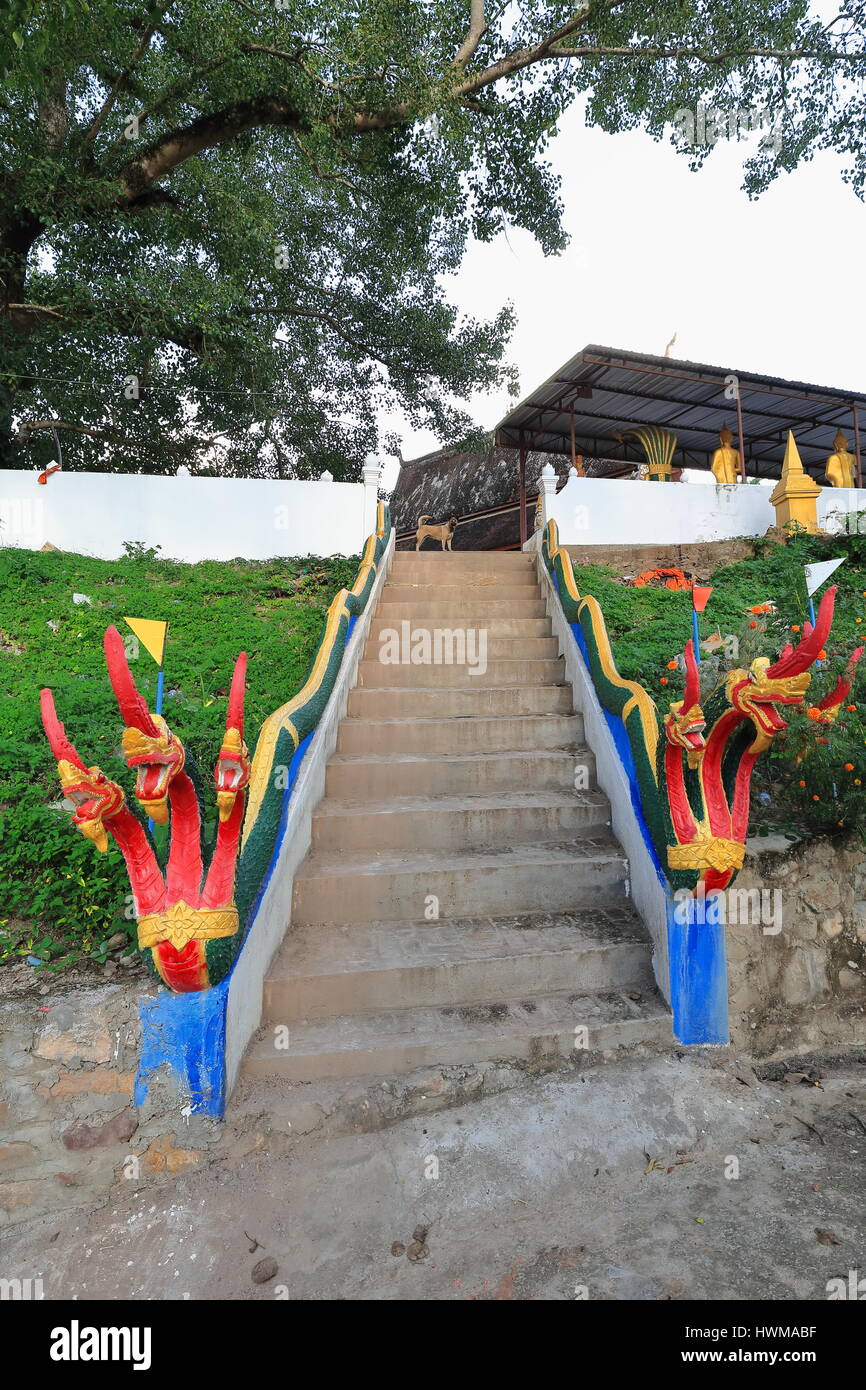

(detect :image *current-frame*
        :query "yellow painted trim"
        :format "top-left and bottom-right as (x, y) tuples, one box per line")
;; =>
(241, 509), (388, 847)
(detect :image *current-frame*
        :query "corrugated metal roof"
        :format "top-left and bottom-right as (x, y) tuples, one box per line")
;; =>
(495, 345), (866, 480)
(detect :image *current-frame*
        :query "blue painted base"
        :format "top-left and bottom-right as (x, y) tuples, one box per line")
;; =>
(135, 978), (229, 1116)
(667, 895), (730, 1045)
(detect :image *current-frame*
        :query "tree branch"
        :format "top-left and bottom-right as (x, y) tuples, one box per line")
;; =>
(16, 418), (224, 455)
(454, 1), (486, 70)
(550, 44), (866, 63)
(84, 4), (170, 144)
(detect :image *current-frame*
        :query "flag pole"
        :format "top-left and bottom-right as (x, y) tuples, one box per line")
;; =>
(692, 606), (701, 665)
(148, 625), (168, 835)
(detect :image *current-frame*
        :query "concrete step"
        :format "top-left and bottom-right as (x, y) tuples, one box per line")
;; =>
(356, 658), (565, 687)
(293, 838), (626, 926)
(242, 986), (670, 1082)
(346, 684), (572, 719)
(263, 907), (653, 1022)
(368, 616), (552, 639)
(389, 564), (539, 586)
(377, 599), (548, 619)
(364, 632), (560, 662)
(384, 582), (539, 603)
(336, 712), (583, 756)
(325, 747), (592, 799)
(392, 551), (534, 567)
(312, 789), (610, 852)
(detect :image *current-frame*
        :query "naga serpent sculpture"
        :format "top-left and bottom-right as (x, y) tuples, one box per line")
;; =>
(39, 503), (391, 992)
(542, 519), (844, 897)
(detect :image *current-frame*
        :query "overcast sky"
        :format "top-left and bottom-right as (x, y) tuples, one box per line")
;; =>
(378, 95), (866, 492)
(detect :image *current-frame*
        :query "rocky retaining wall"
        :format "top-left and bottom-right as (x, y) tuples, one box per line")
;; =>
(728, 835), (866, 1055)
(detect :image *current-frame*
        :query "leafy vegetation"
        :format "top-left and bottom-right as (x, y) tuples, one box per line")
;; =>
(0, 544), (357, 970)
(570, 527), (866, 842)
(4, 2), (865, 475)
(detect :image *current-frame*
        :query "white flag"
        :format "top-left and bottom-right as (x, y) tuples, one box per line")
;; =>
(805, 558), (845, 597)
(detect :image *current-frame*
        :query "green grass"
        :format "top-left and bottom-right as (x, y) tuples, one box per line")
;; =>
(0, 545), (358, 971)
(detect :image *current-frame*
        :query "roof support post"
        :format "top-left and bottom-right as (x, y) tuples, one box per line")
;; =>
(853, 403), (863, 490)
(519, 440), (527, 547)
(735, 383), (747, 482)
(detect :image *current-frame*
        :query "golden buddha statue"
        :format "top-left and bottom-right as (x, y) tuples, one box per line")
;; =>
(710, 426), (741, 485)
(824, 429), (857, 489)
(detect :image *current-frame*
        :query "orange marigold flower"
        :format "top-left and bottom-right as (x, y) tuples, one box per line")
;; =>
(749, 605), (763, 614)
(798, 780), (806, 787)
(807, 707), (823, 721)
(749, 620), (758, 628)
(791, 624), (801, 632)
(856, 779), (862, 786)
(818, 649), (827, 660)
(660, 676), (668, 685)
(812, 795), (821, 802)
(848, 705), (858, 712)
(666, 660), (678, 670)
(844, 763), (855, 771)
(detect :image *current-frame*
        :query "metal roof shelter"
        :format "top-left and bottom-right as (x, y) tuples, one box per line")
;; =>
(495, 344), (866, 543)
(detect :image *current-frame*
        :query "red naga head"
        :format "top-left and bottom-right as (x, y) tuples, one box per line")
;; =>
(39, 690), (125, 853)
(664, 640), (706, 768)
(725, 587), (837, 751)
(215, 652), (250, 822)
(104, 626), (184, 824)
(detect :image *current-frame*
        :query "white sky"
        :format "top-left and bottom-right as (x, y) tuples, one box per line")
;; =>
(378, 97), (866, 493)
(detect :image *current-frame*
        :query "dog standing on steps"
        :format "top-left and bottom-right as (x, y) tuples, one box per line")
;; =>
(415, 514), (458, 551)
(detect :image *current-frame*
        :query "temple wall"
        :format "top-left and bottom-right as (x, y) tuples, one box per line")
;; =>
(543, 474), (776, 546)
(0, 468), (379, 561)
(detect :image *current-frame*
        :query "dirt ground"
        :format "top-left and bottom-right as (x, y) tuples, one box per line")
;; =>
(4, 1050), (866, 1301)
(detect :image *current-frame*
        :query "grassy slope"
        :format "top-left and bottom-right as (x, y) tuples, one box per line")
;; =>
(0, 547), (358, 969)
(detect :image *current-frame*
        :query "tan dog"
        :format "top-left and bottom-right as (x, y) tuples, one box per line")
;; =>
(415, 514), (458, 551)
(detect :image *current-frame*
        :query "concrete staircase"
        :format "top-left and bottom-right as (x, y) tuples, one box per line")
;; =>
(242, 550), (670, 1084)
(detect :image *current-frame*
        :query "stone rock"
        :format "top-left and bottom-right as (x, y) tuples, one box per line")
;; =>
(141, 1133), (202, 1174)
(0, 1180), (47, 1211)
(407, 1241), (429, 1261)
(62, 1108), (138, 1150)
(46, 1069), (134, 1099)
(853, 901), (866, 943)
(780, 949), (829, 1006)
(35, 1015), (112, 1065)
(820, 911), (844, 939)
(0, 1142), (35, 1172)
(251, 1257), (278, 1284)
(800, 873), (841, 915)
(838, 968), (862, 993)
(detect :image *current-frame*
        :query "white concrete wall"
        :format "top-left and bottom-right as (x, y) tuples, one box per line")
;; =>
(0, 468), (377, 560)
(224, 530), (395, 1096)
(542, 471), (776, 546)
(818, 486), (866, 536)
(535, 552), (672, 1004)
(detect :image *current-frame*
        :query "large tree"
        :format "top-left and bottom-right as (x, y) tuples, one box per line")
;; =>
(2, 1), (864, 478)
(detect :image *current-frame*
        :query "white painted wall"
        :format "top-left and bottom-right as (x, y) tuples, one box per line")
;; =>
(540, 470), (776, 546)
(224, 530), (395, 1097)
(0, 467), (379, 561)
(535, 552), (672, 1005)
(818, 486), (866, 536)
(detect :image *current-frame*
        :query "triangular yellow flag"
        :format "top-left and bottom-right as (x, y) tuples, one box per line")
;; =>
(123, 617), (168, 666)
